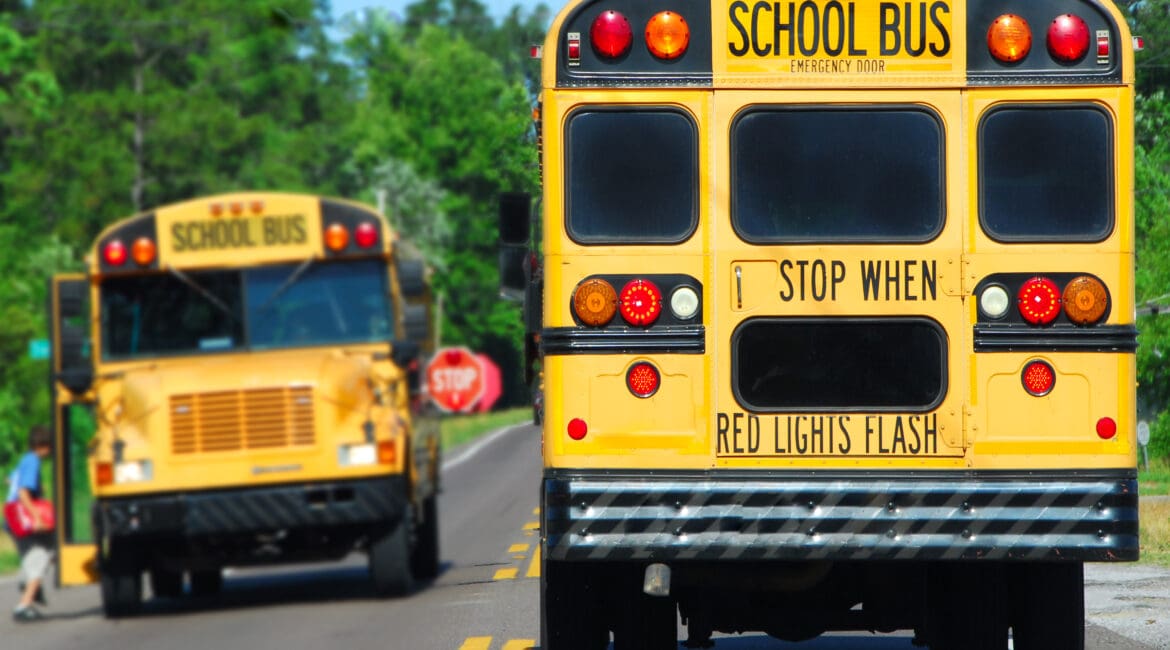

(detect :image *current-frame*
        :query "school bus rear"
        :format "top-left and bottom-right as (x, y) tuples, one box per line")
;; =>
(50, 193), (439, 617)
(519, 0), (1139, 647)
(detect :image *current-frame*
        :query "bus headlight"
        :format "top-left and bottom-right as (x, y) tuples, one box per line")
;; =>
(114, 460), (153, 484)
(338, 443), (377, 467)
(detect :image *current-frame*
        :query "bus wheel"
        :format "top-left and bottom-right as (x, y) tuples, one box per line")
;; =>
(149, 567), (183, 599)
(370, 512), (414, 597)
(410, 494), (440, 580)
(924, 563), (1008, 650)
(100, 554), (142, 618)
(542, 560), (607, 650)
(1010, 562), (1084, 650)
(190, 569), (223, 597)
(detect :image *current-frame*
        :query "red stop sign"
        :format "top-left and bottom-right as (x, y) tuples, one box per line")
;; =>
(426, 347), (485, 413)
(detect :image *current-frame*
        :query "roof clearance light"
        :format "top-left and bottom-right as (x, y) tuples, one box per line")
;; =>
(619, 278), (663, 326)
(646, 11), (690, 60)
(1017, 276), (1062, 325)
(325, 223), (349, 251)
(1097, 30), (1111, 59)
(1096, 417), (1117, 440)
(568, 417), (588, 440)
(355, 222), (379, 248)
(626, 362), (661, 398)
(210, 203), (225, 217)
(988, 14), (1032, 63)
(103, 239), (127, 266)
(591, 10), (632, 58)
(1048, 14), (1090, 63)
(131, 237), (156, 266)
(567, 31), (582, 66)
(250, 200), (265, 214)
(979, 284), (1011, 320)
(1063, 275), (1109, 325)
(573, 278), (618, 327)
(1022, 360), (1056, 396)
(229, 201), (244, 216)
(1134, 35), (1146, 52)
(670, 286), (700, 320)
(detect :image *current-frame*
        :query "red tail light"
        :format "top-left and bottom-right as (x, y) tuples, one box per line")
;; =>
(626, 362), (661, 398)
(1018, 277), (1061, 325)
(1022, 360), (1055, 396)
(591, 10), (632, 58)
(103, 240), (127, 266)
(1048, 14), (1090, 63)
(96, 462), (114, 486)
(1096, 417), (1117, 440)
(619, 279), (662, 326)
(568, 418), (588, 440)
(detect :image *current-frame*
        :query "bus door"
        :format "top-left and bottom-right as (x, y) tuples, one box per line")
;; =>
(712, 90), (969, 468)
(49, 274), (99, 586)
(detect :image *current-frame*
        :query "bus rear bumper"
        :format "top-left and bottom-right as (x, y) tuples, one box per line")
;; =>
(96, 476), (408, 538)
(542, 470), (1139, 563)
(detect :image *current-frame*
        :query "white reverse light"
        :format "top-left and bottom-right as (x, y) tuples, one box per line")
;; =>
(670, 286), (700, 320)
(980, 285), (1011, 319)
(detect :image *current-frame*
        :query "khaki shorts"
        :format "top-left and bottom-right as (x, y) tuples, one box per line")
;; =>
(15, 534), (54, 582)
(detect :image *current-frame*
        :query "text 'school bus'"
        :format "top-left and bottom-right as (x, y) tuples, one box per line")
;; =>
(499, 0), (1139, 648)
(49, 192), (439, 617)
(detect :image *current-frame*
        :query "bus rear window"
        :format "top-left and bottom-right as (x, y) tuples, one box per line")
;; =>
(566, 109), (697, 243)
(733, 318), (947, 411)
(980, 105), (1113, 241)
(731, 107), (944, 243)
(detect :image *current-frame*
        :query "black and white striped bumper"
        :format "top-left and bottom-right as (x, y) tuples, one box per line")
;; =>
(543, 470), (1138, 562)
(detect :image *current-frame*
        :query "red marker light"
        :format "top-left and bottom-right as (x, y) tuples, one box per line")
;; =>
(619, 279), (663, 326)
(591, 10), (632, 58)
(1048, 14), (1090, 63)
(1018, 277), (1062, 325)
(103, 239), (127, 266)
(626, 362), (661, 398)
(1096, 417), (1117, 440)
(1022, 360), (1056, 396)
(355, 222), (379, 248)
(568, 418), (588, 440)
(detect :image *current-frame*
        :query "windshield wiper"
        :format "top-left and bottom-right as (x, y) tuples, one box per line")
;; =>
(166, 265), (239, 323)
(256, 258), (314, 312)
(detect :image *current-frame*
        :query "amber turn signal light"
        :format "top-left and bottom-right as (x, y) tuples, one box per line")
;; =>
(1062, 275), (1108, 325)
(988, 14), (1032, 63)
(573, 278), (618, 327)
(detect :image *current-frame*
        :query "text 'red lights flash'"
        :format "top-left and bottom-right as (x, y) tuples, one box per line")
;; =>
(1022, 360), (1056, 396)
(988, 14), (1032, 63)
(619, 279), (662, 326)
(626, 362), (661, 398)
(1018, 277), (1061, 325)
(103, 239), (127, 266)
(1063, 275), (1109, 324)
(574, 278), (618, 327)
(1048, 14), (1090, 63)
(645, 11), (690, 60)
(591, 10), (632, 58)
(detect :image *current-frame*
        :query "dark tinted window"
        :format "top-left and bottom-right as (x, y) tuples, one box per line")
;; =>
(732, 108), (944, 242)
(566, 109), (697, 243)
(733, 318), (946, 411)
(980, 106), (1113, 241)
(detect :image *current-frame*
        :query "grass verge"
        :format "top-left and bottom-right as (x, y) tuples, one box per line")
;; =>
(440, 407), (532, 450)
(1142, 498), (1170, 566)
(1139, 456), (1170, 496)
(1, 533), (18, 575)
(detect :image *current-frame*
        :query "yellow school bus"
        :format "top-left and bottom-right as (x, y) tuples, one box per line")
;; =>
(48, 192), (439, 617)
(499, 0), (1139, 647)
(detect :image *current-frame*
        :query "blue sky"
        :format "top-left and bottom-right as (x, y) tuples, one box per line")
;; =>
(331, 0), (548, 22)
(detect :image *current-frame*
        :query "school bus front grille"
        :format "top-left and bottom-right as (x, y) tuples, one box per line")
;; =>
(171, 386), (316, 454)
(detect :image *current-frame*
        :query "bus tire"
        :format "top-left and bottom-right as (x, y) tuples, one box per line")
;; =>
(410, 494), (440, 580)
(190, 569), (223, 597)
(1009, 562), (1084, 650)
(541, 560), (607, 650)
(149, 567), (183, 599)
(369, 513), (414, 597)
(100, 559), (142, 618)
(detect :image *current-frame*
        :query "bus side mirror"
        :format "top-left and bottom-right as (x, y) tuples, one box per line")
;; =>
(498, 192), (532, 299)
(54, 278), (94, 395)
(396, 258), (427, 299)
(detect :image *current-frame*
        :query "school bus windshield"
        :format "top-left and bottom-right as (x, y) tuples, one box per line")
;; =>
(100, 258), (393, 360)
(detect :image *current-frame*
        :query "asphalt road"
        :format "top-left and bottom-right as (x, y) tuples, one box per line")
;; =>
(1, 423), (1167, 650)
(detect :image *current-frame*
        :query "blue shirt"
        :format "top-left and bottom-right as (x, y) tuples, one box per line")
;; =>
(4, 451), (41, 504)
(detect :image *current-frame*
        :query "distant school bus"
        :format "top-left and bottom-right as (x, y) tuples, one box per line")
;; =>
(499, 0), (1140, 648)
(49, 192), (439, 617)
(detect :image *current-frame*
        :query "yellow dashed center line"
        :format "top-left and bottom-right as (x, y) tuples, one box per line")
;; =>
(502, 640), (536, 650)
(522, 520), (540, 530)
(458, 637), (492, 650)
(508, 543), (530, 553)
(493, 567), (519, 580)
(526, 544), (541, 578)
